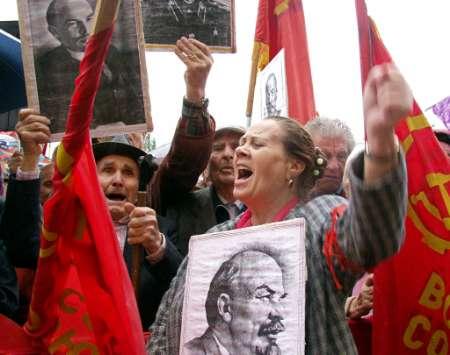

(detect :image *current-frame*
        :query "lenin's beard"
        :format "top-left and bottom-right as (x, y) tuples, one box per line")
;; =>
(255, 316), (285, 355)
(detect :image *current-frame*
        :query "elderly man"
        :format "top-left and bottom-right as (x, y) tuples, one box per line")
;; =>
(35, 0), (143, 132)
(164, 126), (245, 256)
(5, 110), (182, 329)
(185, 250), (286, 355)
(304, 117), (355, 198)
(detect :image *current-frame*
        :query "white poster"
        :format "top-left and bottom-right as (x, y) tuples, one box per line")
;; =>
(252, 49), (288, 123)
(181, 218), (306, 355)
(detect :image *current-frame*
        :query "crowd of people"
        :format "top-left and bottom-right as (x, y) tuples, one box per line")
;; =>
(1, 34), (450, 354)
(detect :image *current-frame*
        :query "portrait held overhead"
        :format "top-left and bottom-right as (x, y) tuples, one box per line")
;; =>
(180, 219), (307, 355)
(141, 0), (235, 52)
(17, 0), (150, 139)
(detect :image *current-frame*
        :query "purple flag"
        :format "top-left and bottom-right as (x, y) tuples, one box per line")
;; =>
(432, 96), (450, 129)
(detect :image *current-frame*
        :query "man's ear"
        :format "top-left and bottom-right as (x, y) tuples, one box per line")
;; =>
(217, 293), (232, 323)
(48, 25), (61, 42)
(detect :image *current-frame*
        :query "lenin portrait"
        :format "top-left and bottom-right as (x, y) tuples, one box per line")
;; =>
(18, 0), (150, 137)
(141, 0), (235, 52)
(184, 249), (287, 355)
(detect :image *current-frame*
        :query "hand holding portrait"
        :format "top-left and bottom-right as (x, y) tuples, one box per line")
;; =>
(16, 109), (51, 158)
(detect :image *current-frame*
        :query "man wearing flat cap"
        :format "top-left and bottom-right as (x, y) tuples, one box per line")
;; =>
(92, 141), (182, 329)
(3, 112), (182, 329)
(165, 125), (245, 256)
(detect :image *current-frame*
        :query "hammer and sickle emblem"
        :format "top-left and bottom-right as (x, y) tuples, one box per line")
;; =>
(409, 173), (450, 254)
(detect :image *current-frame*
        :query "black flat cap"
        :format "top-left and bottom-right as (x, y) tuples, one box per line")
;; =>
(93, 141), (146, 163)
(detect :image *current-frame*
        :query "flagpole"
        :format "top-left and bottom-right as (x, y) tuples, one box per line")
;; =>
(245, 42), (261, 119)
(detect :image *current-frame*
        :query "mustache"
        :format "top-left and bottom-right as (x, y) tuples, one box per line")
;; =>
(258, 316), (285, 337)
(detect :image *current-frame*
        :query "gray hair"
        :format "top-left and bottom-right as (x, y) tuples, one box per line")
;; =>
(304, 117), (355, 154)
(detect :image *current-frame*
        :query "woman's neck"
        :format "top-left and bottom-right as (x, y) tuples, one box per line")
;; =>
(249, 191), (298, 226)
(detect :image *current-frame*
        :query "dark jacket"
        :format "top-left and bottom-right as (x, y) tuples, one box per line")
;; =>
(124, 215), (182, 329)
(184, 328), (221, 355)
(0, 240), (19, 319)
(0, 178), (42, 320)
(166, 186), (244, 256)
(0, 178), (41, 269)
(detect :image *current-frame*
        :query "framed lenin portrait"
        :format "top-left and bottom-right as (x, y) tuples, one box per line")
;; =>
(141, 0), (236, 52)
(17, 0), (152, 140)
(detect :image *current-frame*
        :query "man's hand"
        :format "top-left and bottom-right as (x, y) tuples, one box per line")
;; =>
(174, 37), (213, 103)
(124, 202), (163, 254)
(347, 274), (374, 319)
(16, 109), (51, 171)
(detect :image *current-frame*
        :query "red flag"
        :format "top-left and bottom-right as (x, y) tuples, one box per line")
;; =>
(22, 2), (145, 353)
(248, 0), (316, 124)
(356, 1), (450, 354)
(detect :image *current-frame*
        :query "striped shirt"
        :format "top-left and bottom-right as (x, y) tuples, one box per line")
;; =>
(147, 152), (407, 354)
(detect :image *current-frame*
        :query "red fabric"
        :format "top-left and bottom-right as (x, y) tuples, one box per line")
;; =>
(348, 317), (372, 355)
(0, 314), (39, 354)
(22, 27), (145, 354)
(322, 204), (362, 290)
(356, 1), (450, 354)
(254, 0), (316, 124)
(235, 196), (299, 228)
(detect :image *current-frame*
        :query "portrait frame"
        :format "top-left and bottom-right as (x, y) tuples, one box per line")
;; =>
(17, 0), (152, 141)
(141, 0), (236, 53)
(180, 218), (307, 355)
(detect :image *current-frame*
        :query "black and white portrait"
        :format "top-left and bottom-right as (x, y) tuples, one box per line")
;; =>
(18, 0), (151, 139)
(141, 0), (235, 52)
(259, 50), (288, 121)
(181, 219), (306, 355)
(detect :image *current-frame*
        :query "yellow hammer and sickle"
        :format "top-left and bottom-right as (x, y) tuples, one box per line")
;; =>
(409, 173), (450, 254)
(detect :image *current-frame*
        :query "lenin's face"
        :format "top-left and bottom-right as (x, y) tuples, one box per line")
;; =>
(265, 75), (278, 114)
(230, 254), (286, 354)
(51, 0), (94, 52)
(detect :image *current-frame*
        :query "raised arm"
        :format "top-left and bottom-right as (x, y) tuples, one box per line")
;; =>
(0, 109), (51, 269)
(149, 38), (216, 214)
(323, 64), (411, 292)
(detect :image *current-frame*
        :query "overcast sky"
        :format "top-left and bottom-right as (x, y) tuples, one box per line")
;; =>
(2, 0), (449, 145)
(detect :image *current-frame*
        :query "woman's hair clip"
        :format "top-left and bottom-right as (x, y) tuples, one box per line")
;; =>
(316, 157), (324, 166)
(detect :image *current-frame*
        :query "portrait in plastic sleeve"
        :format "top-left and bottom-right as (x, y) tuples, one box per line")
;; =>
(181, 218), (306, 355)
(18, 0), (151, 140)
(141, 0), (236, 52)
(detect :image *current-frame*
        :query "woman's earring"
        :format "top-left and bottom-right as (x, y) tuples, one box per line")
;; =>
(288, 178), (294, 187)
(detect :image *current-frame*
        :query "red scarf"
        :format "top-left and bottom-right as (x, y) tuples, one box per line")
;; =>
(235, 197), (300, 229)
